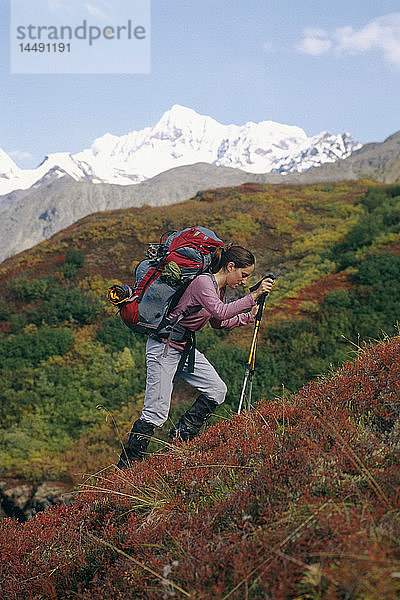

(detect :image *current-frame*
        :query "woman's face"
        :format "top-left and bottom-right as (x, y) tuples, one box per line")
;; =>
(225, 262), (255, 288)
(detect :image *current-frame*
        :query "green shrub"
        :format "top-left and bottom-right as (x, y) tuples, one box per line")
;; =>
(352, 253), (400, 285)
(62, 248), (85, 279)
(0, 327), (73, 368)
(0, 299), (13, 321)
(360, 187), (388, 212)
(321, 289), (354, 310)
(334, 187), (400, 269)
(7, 275), (56, 301)
(30, 287), (102, 325)
(97, 317), (146, 354)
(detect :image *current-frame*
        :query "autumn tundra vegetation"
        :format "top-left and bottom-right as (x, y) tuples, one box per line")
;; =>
(0, 180), (399, 598)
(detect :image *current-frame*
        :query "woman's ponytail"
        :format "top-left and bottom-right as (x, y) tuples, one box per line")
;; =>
(210, 243), (255, 274)
(210, 246), (224, 273)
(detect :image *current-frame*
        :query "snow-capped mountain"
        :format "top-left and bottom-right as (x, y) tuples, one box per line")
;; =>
(0, 105), (362, 196)
(0, 148), (20, 180)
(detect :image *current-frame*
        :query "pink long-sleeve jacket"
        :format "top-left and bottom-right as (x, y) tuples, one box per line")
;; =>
(165, 273), (256, 351)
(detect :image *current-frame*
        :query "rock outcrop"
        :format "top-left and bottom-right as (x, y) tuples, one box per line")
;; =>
(0, 478), (74, 521)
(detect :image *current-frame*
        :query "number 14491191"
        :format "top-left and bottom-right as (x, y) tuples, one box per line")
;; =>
(19, 43), (71, 52)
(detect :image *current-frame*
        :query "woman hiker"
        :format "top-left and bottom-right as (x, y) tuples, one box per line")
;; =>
(117, 244), (275, 469)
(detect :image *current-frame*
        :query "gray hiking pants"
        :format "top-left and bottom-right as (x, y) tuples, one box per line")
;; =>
(141, 337), (227, 427)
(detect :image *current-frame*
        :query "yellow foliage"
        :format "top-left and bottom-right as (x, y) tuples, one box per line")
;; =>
(22, 323), (38, 334)
(79, 273), (111, 296)
(298, 300), (320, 314)
(79, 274), (122, 315)
(107, 241), (127, 261)
(114, 347), (135, 373)
(217, 213), (260, 244)
(47, 354), (66, 367)
(71, 325), (99, 359)
(292, 229), (348, 257)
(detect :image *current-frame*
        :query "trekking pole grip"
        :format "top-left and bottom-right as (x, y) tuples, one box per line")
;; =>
(250, 272), (276, 309)
(249, 272), (276, 294)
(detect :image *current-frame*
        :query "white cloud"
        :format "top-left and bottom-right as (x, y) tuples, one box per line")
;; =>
(296, 28), (332, 56)
(85, 3), (109, 21)
(298, 12), (400, 67)
(47, 0), (115, 18)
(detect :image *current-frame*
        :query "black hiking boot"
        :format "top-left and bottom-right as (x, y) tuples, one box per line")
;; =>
(116, 418), (155, 469)
(169, 394), (218, 442)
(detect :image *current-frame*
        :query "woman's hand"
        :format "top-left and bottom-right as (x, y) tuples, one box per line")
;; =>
(251, 304), (259, 317)
(250, 277), (275, 302)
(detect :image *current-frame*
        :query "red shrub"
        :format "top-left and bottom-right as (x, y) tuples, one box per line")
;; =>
(1, 338), (400, 599)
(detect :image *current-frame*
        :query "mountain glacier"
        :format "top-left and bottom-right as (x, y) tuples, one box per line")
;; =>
(0, 105), (361, 196)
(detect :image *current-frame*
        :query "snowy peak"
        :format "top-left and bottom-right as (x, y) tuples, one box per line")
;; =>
(0, 106), (362, 196)
(37, 153), (88, 180)
(0, 148), (20, 179)
(0, 152), (90, 196)
(156, 104), (208, 126)
(273, 131), (359, 174)
(154, 104), (221, 136)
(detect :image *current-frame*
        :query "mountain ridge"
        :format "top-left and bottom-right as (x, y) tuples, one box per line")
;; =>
(0, 127), (399, 264)
(0, 104), (360, 195)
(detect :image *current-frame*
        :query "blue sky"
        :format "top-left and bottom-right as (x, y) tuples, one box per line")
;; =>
(1, 0), (400, 168)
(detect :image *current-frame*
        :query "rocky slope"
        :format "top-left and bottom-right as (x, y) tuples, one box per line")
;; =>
(0, 479), (73, 521)
(282, 130), (400, 184)
(0, 163), (255, 262)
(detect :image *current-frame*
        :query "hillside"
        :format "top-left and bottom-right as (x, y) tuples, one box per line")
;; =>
(0, 179), (399, 508)
(0, 163), (257, 262)
(0, 335), (399, 599)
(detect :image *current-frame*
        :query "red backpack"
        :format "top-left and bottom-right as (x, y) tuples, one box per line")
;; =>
(108, 227), (223, 344)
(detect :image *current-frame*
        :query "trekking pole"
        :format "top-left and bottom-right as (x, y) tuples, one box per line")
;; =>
(246, 324), (259, 412)
(237, 273), (276, 415)
(237, 294), (264, 414)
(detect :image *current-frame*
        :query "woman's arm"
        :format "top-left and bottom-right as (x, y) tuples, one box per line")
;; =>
(209, 277), (275, 329)
(210, 311), (254, 329)
(191, 275), (255, 321)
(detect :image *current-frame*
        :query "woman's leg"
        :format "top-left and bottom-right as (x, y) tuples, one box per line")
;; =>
(169, 349), (227, 441)
(117, 338), (181, 468)
(180, 348), (227, 405)
(141, 337), (183, 427)
(116, 418), (155, 469)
